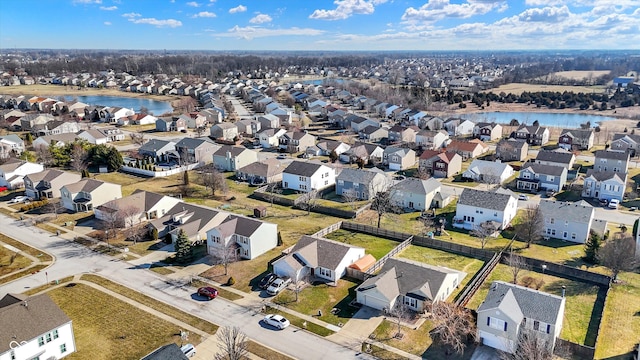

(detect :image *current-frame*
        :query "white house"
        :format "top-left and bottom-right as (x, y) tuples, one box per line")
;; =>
(0, 159), (44, 189)
(272, 236), (365, 283)
(0, 293), (76, 360)
(463, 159), (515, 185)
(539, 200), (594, 243)
(454, 188), (518, 230)
(390, 177), (441, 212)
(206, 215), (278, 260)
(258, 128), (286, 149)
(94, 190), (182, 225)
(60, 179), (123, 213)
(282, 161), (336, 192)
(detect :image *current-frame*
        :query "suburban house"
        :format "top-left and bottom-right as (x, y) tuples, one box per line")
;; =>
(336, 168), (388, 200)
(539, 200), (594, 243)
(496, 139), (528, 162)
(359, 125), (388, 143)
(383, 147), (416, 171)
(155, 116), (186, 132)
(206, 214), (278, 260)
(356, 258), (466, 312)
(535, 149), (576, 170)
(558, 128), (594, 151)
(339, 143), (384, 165)
(594, 150), (629, 173)
(462, 159), (515, 184)
(0, 134), (25, 158)
(516, 163), (568, 192)
(141, 343), (189, 360)
(416, 130), (449, 150)
(138, 139), (176, 160)
(447, 139), (489, 160)
(23, 170), (82, 200)
(282, 161), (336, 192)
(272, 235), (366, 283)
(31, 120), (81, 137)
(390, 177), (441, 212)
(610, 133), (640, 156)
(0, 159), (45, 189)
(418, 150), (462, 178)
(388, 125), (418, 144)
(212, 145), (258, 172)
(235, 118), (261, 136)
(443, 118), (475, 137)
(350, 116), (379, 132)
(513, 124), (550, 146)
(149, 202), (229, 243)
(473, 122), (503, 141)
(476, 281), (565, 354)
(235, 157), (284, 185)
(94, 190), (182, 226)
(582, 170), (627, 202)
(0, 293), (76, 360)
(210, 122), (239, 141)
(77, 129), (108, 145)
(257, 128), (287, 149)
(315, 140), (351, 157)
(60, 179), (122, 213)
(257, 114), (280, 129)
(454, 188), (518, 230)
(172, 138), (219, 165)
(279, 131), (316, 153)
(32, 133), (79, 150)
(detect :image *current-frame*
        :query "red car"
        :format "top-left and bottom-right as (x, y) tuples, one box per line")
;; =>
(197, 286), (218, 300)
(0, 186), (7, 192)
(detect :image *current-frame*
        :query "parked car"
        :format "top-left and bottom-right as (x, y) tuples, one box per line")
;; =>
(197, 286), (219, 300)
(599, 199), (609, 207)
(0, 186), (8, 192)
(518, 194), (529, 201)
(262, 314), (290, 330)
(266, 277), (291, 296)
(8, 196), (30, 204)
(181, 343), (196, 358)
(258, 273), (278, 289)
(276, 154), (287, 160)
(608, 199), (620, 209)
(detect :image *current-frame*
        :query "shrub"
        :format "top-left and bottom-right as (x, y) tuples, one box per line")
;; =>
(521, 276), (535, 288)
(227, 277), (236, 286)
(151, 228), (159, 240)
(534, 278), (545, 290)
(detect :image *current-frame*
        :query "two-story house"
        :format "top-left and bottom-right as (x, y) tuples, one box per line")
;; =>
(473, 122), (503, 141)
(206, 214), (278, 260)
(443, 118), (475, 137)
(389, 177), (441, 212)
(358, 125), (388, 143)
(446, 139), (489, 160)
(610, 133), (640, 156)
(388, 125), (418, 144)
(173, 138), (219, 165)
(496, 139), (528, 162)
(23, 170), (82, 200)
(594, 150), (629, 173)
(210, 122), (239, 141)
(383, 147), (416, 171)
(282, 161), (336, 192)
(416, 130), (449, 150)
(138, 139), (176, 160)
(155, 116), (186, 132)
(339, 143), (384, 165)
(279, 131), (316, 153)
(463, 159), (515, 185)
(212, 145), (258, 172)
(516, 163), (567, 192)
(235, 158), (284, 185)
(539, 200), (594, 243)
(582, 170), (627, 202)
(454, 188), (518, 230)
(477, 281), (565, 354)
(60, 179), (123, 213)
(512, 124), (550, 146)
(422, 146), (463, 175)
(0, 159), (44, 189)
(535, 149), (575, 170)
(0, 135), (25, 158)
(94, 190), (182, 226)
(336, 168), (388, 200)
(558, 128), (594, 151)
(257, 128), (287, 149)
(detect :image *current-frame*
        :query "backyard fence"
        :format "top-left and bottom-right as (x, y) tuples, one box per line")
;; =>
(120, 162), (201, 178)
(455, 252), (501, 307)
(365, 236), (413, 278)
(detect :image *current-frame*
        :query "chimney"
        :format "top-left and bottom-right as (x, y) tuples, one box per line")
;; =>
(561, 285), (566, 298)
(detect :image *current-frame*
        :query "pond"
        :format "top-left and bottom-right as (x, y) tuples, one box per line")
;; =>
(72, 95), (173, 116)
(460, 111), (616, 128)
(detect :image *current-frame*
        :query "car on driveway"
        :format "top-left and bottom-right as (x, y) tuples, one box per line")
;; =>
(197, 286), (219, 300)
(266, 277), (291, 296)
(258, 273), (278, 289)
(8, 196), (30, 204)
(518, 194), (528, 201)
(276, 154), (287, 160)
(262, 314), (290, 330)
(608, 199), (620, 209)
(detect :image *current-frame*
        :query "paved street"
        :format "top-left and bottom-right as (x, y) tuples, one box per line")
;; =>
(0, 215), (373, 360)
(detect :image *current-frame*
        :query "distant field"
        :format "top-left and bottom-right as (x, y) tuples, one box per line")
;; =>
(488, 83), (606, 95)
(0, 84), (177, 101)
(548, 70), (611, 80)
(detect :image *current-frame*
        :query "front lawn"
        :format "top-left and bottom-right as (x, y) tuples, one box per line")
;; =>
(324, 229), (400, 260)
(0, 246), (32, 277)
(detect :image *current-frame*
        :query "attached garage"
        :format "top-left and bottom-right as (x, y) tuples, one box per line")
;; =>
(356, 290), (390, 311)
(478, 330), (513, 353)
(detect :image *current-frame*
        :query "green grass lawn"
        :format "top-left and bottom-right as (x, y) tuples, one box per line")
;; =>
(465, 264), (601, 346)
(397, 245), (485, 301)
(324, 229), (400, 260)
(273, 278), (360, 326)
(48, 283), (198, 360)
(595, 271), (640, 359)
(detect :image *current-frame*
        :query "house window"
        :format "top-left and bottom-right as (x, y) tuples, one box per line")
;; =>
(38, 336), (45, 347)
(546, 324), (551, 334)
(338, 180), (344, 185)
(563, 231), (568, 238)
(46, 333), (52, 343)
(551, 229), (556, 236)
(53, 329), (58, 339)
(550, 218), (555, 224)
(60, 344), (67, 354)
(319, 268), (332, 278)
(488, 317), (507, 331)
(571, 233), (576, 240)
(533, 320), (540, 331)
(300, 184), (307, 190)
(548, 176), (555, 182)
(403, 296), (418, 308)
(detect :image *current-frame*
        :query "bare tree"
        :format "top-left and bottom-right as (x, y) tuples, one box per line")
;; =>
(389, 302), (412, 339)
(45, 199), (65, 219)
(597, 235), (638, 281)
(195, 126), (206, 138)
(286, 268), (310, 302)
(500, 329), (553, 360)
(471, 221), (498, 249)
(70, 143), (89, 172)
(214, 326), (248, 360)
(129, 132), (146, 146)
(35, 146), (55, 167)
(100, 207), (122, 244)
(264, 182), (282, 207)
(200, 166), (228, 197)
(297, 190), (319, 215)
(506, 249), (527, 284)
(119, 205), (142, 244)
(341, 188), (360, 211)
(419, 214), (436, 235)
(431, 301), (477, 355)
(515, 205), (544, 248)
(371, 190), (392, 228)
(211, 241), (238, 276)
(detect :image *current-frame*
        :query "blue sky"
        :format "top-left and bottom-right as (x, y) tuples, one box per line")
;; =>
(1, 0), (639, 51)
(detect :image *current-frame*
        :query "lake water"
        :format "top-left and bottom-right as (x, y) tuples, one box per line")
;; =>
(460, 111), (616, 128)
(73, 95), (173, 116)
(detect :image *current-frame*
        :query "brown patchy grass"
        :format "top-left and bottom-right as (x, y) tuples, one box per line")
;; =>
(48, 283), (197, 360)
(247, 341), (295, 360)
(0, 264), (48, 285)
(81, 274), (219, 334)
(487, 83), (606, 96)
(0, 247), (31, 277)
(0, 84), (179, 102)
(0, 233), (52, 261)
(23, 275), (75, 295)
(546, 70), (611, 81)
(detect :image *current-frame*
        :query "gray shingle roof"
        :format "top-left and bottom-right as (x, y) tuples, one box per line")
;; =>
(283, 161), (324, 177)
(336, 168), (380, 185)
(522, 162), (566, 176)
(560, 128), (593, 140)
(594, 150), (629, 161)
(139, 139), (175, 153)
(535, 149), (574, 164)
(539, 199), (593, 224)
(391, 177), (440, 195)
(141, 343), (189, 360)
(289, 235), (364, 270)
(478, 281), (564, 325)
(457, 188), (513, 211)
(585, 169), (626, 182)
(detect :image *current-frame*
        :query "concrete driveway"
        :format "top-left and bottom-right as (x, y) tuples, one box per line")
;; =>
(470, 345), (500, 360)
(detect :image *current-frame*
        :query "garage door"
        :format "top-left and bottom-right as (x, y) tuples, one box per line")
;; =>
(478, 330), (511, 353)
(357, 293), (387, 311)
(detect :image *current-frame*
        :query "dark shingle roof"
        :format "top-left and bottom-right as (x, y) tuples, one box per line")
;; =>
(391, 177), (440, 195)
(539, 199), (593, 224)
(283, 161), (324, 177)
(594, 150), (629, 161)
(585, 169), (626, 182)
(457, 188), (513, 211)
(522, 162), (566, 176)
(141, 343), (189, 360)
(290, 235), (363, 270)
(535, 149), (574, 164)
(337, 168), (381, 185)
(139, 139), (175, 153)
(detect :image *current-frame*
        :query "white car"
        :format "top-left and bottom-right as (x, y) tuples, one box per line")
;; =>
(9, 196), (29, 204)
(263, 314), (290, 330)
(266, 277), (291, 296)
(518, 194), (529, 201)
(608, 199), (620, 209)
(181, 343), (196, 358)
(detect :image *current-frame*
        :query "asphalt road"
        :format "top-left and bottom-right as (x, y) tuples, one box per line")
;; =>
(0, 215), (372, 360)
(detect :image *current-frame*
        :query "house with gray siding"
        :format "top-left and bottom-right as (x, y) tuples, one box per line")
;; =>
(582, 170), (627, 202)
(389, 177), (441, 212)
(594, 150), (629, 174)
(539, 200), (594, 243)
(496, 139), (528, 162)
(535, 149), (575, 170)
(610, 133), (640, 156)
(336, 168), (388, 200)
(516, 163), (567, 192)
(213, 145), (258, 172)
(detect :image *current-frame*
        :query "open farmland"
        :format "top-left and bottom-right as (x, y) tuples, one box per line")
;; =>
(487, 83), (606, 95)
(546, 70), (611, 80)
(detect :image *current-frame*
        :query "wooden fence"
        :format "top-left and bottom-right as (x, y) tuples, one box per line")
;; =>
(455, 252), (501, 307)
(365, 236), (413, 278)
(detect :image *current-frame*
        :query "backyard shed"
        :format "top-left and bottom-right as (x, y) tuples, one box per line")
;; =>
(348, 254), (376, 272)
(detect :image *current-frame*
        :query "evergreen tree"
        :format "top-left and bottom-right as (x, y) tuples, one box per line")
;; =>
(24, 133), (33, 145)
(584, 231), (601, 264)
(174, 229), (192, 264)
(329, 150), (338, 163)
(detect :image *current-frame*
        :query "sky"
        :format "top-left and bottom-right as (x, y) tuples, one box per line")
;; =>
(0, 0), (639, 51)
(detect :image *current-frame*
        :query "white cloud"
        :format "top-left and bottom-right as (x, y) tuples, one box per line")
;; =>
(517, 5), (570, 22)
(99, 5), (117, 10)
(186, 1), (200, 7)
(249, 14), (272, 24)
(229, 5), (247, 14)
(122, 12), (141, 18)
(73, 0), (102, 4)
(104, 21), (112, 25)
(309, 0), (389, 21)
(209, 26), (324, 39)
(193, 11), (217, 18)
(130, 17), (183, 27)
(402, 0), (506, 23)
